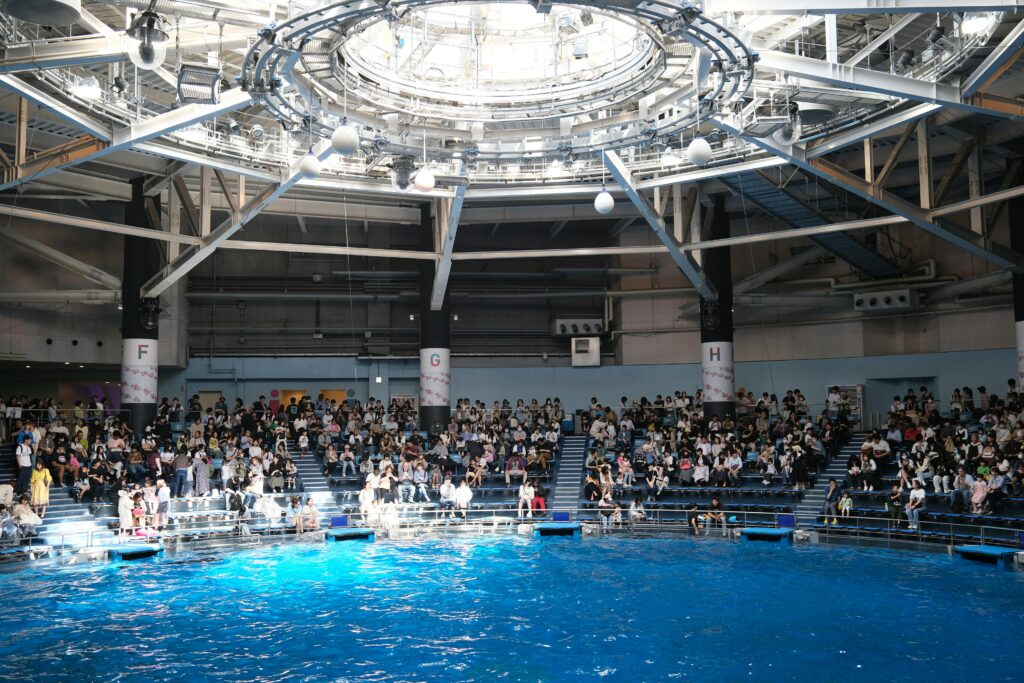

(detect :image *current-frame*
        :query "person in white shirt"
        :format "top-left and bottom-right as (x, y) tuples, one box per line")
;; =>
(433, 476), (454, 514)
(16, 441), (33, 495)
(906, 480), (926, 529)
(453, 480), (473, 519)
(155, 479), (170, 530)
(518, 481), (535, 518)
(358, 481), (377, 525)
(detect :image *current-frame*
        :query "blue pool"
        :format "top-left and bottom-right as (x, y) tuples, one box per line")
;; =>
(2, 536), (1022, 682)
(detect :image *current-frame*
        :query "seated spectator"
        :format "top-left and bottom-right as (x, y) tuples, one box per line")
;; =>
(906, 480), (926, 529)
(453, 479), (473, 519)
(439, 476), (456, 515)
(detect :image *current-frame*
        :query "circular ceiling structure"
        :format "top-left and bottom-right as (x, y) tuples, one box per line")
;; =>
(244, 0), (756, 168)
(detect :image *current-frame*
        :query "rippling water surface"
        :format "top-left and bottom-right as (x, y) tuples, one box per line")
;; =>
(1, 536), (1022, 682)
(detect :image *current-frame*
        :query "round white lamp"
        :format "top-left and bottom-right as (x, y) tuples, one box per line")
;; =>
(414, 168), (436, 193)
(299, 150), (321, 177)
(594, 188), (614, 215)
(687, 136), (713, 167)
(331, 121), (360, 156)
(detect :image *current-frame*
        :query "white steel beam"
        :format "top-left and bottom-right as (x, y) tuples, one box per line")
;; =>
(0, 89), (251, 192)
(758, 50), (983, 113)
(602, 150), (717, 301)
(431, 183), (468, 310)
(714, 115), (1024, 269)
(141, 143), (336, 299)
(0, 202), (200, 244)
(0, 75), (110, 140)
(0, 35), (128, 73)
(0, 289), (120, 304)
(0, 225), (121, 289)
(217, 241), (437, 261)
(452, 216), (902, 261)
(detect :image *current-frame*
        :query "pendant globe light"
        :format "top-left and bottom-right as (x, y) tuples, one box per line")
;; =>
(299, 148), (321, 177)
(331, 120), (359, 156)
(331, 74), (359, 156)
(414, 131), (435, 192)
(298, 108), (321, 178)
(686, 96), (712, 167)
(594, 150), (614, 215)
(686, 137), (712, 167)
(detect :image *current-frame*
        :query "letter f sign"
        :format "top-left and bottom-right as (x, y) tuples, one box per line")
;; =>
(138, 343), (149, 360)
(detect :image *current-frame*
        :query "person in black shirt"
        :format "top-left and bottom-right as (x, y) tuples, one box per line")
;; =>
(706, 495), (725, 530)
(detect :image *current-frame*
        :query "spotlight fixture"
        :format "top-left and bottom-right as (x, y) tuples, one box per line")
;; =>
(390, 156), (416, 191)
(111, 75), (129, 94)
(247, 124), (264, 141)
(70, 75), (102, 102)
(686, 137), (713, 167)
(299, 148), (322, 177)
(177, 63), (222, 104)
(331, 119), (360, 155)
(895, 49), (916, 73)
(927, 26), (946, 45)
(139, 297), (161, 331)
(594, 186), (614, 215)
(126, 9), (169, 71)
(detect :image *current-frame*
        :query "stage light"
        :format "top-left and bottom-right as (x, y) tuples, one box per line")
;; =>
(177, 63), (222, 104)
(126, 10), (169, 71)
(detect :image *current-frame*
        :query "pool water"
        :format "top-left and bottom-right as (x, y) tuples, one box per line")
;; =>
(2, 536), (1022, 682)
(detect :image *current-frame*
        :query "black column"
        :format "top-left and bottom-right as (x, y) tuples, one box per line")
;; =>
(700, 195), (735, 421)
(1011, 198), (1024, 390)
(121, 177), (161, 437)
(418, 203), (451, 431)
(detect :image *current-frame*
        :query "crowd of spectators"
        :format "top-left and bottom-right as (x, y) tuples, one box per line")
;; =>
(9, 378), (1023, 539)
(1, 392), (570, 538)
(582, 387), (852, 526)
(828, 381), (1024, 529)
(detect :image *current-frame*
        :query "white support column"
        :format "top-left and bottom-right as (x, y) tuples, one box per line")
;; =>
(967, 143), (984, 234)
(690, 188), (703, 266)
(168, 178), (182, 260)
(200, 166), (212, 236)
(672, 183), (683, 243)
(825, 14), (839, 63)
(917, 119), (933, 210)
(863, 139), (875, 183)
